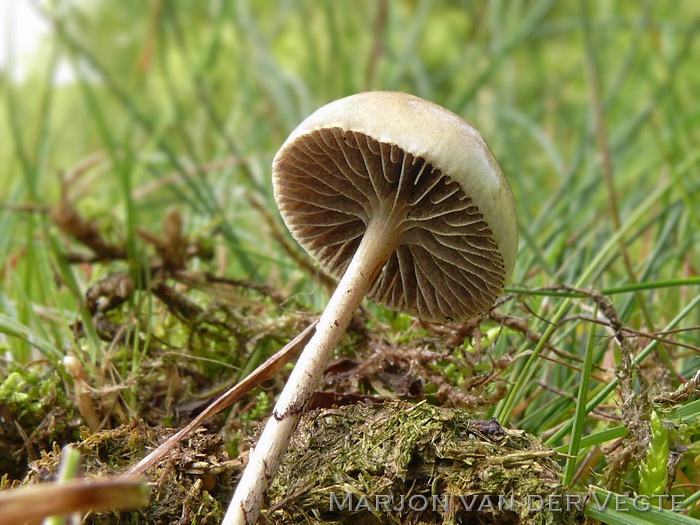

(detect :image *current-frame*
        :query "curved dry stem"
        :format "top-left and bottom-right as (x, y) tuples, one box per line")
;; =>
(223, 218), (402, 525)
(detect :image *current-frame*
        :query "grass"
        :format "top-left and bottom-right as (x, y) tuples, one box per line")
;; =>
(1, 1), (699, 523)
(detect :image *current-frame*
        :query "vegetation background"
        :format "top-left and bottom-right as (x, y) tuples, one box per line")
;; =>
(1, 1), (699, 523)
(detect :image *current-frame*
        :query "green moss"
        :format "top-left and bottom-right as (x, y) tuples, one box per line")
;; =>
(638, 411), (670, 497)
(24, 421), (240, 524)
(0, 369), (76, 478)
(266, 401), (578, 524)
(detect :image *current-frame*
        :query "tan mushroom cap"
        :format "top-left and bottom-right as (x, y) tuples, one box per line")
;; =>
(273, 92), (518, 323)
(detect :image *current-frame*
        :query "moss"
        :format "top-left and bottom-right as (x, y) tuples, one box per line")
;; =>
(24, 421), (241, 524)
(0, 369), (76, 479)
(265, 401), (578, 524)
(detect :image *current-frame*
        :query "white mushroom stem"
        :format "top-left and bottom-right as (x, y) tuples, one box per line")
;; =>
(223, 216), (403, 525)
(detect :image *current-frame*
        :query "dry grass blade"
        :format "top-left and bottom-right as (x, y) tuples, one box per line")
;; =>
(126, 321), (316, 476)
(0, 477), (147, 525)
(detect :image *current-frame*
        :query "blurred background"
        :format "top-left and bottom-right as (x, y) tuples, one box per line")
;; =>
(2, 1), (698, 286)
(1, 1), (699, 519)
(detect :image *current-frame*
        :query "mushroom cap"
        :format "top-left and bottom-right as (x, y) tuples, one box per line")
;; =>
(273, 92), (517, 323)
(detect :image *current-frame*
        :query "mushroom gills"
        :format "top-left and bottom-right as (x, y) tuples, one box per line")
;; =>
(275, 127), (506, 323)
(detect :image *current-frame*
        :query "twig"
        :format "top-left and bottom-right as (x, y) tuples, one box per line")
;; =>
(364, 0), (388, 89)
(174, 270), (285, 304)
(580, 0), (672, 371)
(126, 321), (316, 476)
(533, 380), (619, 421)
(566, 314), (700, 354)
(0, 477), (147, 525)
(132, 155), (243, 201)
(247, 195), (335, 292)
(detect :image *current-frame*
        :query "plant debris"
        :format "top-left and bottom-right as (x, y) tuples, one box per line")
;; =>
(21, 421), (241, 524)
(264, 401), (579, 524)
(0, 369), (78, 479)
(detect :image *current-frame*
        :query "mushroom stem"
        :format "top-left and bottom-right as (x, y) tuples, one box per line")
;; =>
(224, 217), (402, 525)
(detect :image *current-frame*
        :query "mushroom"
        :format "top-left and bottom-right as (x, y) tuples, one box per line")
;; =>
(224, 92), (518, 525)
